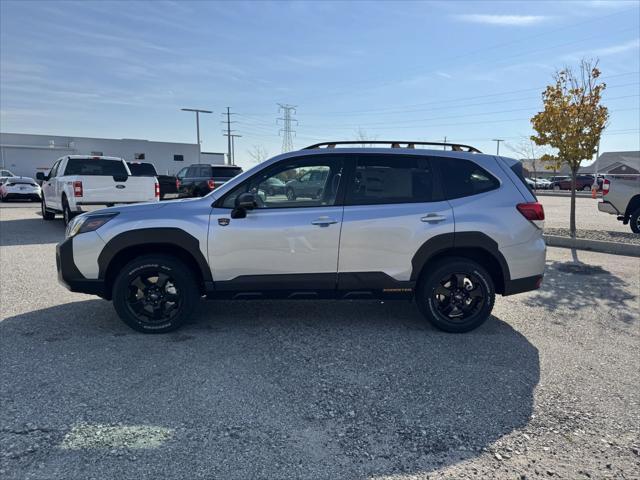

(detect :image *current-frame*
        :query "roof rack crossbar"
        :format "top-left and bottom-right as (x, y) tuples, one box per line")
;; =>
(303, 140), (482, 153)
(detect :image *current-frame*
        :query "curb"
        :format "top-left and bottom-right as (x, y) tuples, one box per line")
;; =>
(543, 235), (640, 257)
(536, 191), (595, 198)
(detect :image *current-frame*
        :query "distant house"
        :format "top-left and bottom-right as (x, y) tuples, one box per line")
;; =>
(579, 151), (639, 175)
(520, 151), (639, 178)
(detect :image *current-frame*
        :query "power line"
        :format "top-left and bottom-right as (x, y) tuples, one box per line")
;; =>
(277, 104), (298, 153)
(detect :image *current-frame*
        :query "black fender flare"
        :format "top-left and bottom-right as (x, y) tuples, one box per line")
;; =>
(97, 228), (212, 283)
(410, 232), (511, 285)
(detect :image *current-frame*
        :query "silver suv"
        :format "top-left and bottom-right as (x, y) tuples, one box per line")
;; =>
(57, 141), (546, 334)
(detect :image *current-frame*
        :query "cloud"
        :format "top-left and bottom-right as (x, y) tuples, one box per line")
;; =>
(455, 14), (549, 26)
(562, 38), (640, 60)
(436, 71), (453, 79)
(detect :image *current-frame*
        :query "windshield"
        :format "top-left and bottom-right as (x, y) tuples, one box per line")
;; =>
(64, 158), (128, 176)
(127, 163), (157, 176)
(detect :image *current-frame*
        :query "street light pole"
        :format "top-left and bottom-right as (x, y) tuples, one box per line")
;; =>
(492, 138), (504, 155)
(181, 108), (212, 162)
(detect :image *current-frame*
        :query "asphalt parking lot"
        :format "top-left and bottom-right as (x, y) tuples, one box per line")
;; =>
(1, 202), (639, 479)
(538, 194), (627, 232)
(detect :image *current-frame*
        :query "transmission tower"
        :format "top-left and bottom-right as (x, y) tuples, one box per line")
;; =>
(277, 103), (298, 153)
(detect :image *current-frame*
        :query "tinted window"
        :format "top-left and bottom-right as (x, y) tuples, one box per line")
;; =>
(437, 158), (499, 199)
(64, 158), (128, 176)
(346, 155), (436, 205)
(127, 163), (157, 176)
(211, 166), (242, 178)
(221, 158), (342, 209)
(49, 160), (61, 178)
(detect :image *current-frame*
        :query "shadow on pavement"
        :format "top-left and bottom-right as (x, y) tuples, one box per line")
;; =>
(528, 251), (637, 324)
(0, 216), (64, 246)
(1, 298), (539, 479)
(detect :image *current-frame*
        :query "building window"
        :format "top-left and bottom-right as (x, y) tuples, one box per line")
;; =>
(134, 153), (145, 160)
(173, 154), (184, 162)
(91, 151), (103, 156)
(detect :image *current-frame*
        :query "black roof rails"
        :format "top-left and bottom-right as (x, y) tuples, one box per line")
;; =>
(303, 140), (482, 153)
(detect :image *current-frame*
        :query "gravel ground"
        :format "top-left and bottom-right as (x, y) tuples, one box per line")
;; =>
(544, 228), (640, 245)
(539, 195), (629, 233)
(1, 204), (639, 479)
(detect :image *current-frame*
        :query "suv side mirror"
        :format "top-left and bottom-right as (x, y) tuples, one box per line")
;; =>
(236, 192), (257, 210)
(36, 172), (46, 181)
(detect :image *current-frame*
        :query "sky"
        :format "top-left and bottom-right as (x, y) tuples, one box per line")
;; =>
(1, 0), (639, 168)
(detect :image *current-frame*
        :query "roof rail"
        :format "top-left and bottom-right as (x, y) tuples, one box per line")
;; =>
(303, 140), (482, 153)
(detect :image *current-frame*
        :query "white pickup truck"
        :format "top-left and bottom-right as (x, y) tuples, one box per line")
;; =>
(37, 155), (159, 225)
(598, 175), (640, 233)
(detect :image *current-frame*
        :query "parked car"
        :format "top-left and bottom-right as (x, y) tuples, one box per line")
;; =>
(532, 178), (552, 189)
(0, 176), (41, 202)
(260, 177), (286, 196)
(176, 164), (243, 197)
(524, 177), (536, 190)
(56, 140), (546, 334)
(37, 155), (159, 225)
(284, 167), (330, 200)
(126, 161), (177, 199)
(0, 169), (15, 177)
(551, 175), (595, 191)
(598, 175), (640, 233)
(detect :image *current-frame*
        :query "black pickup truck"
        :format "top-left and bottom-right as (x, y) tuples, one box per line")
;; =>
(126, 162), (177, 199)
(176, 164), (243, 197)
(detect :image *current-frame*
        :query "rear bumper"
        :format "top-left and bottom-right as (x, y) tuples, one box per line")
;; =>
(598, 201), (619, 215)
(503, 275), (543, 295)
(2, 193), (41, 201)
(56, 238), (107, 298)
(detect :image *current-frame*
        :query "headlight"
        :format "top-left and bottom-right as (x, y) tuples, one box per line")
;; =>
(65, 212), (118, 238)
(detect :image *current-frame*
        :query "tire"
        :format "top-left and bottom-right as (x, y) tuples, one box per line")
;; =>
(62, 197), (74, 226)
(553, 185), (560, 191)
(267, 187), (275, 196)
(630, 208), (640, 234)
(583, 185), (591, 191)
(416, 257), (495, 333)
(112, 255), (200, 333)
(41, 199), (55, 220)
(286, 188), (296, 201)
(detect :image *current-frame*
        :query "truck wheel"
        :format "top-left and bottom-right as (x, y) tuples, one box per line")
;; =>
(112, 255), (200, 333)
(630, 208), (640, 234)
(62, 197), (74, 226)
(41, 200), (55, 220)
(415, 258), (495, 333)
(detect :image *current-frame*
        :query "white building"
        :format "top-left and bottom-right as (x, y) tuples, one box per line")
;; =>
(0, 132), (225, 177)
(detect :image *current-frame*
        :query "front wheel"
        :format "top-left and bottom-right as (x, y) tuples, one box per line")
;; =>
(62, 198), (74, 226)
(416, 258), (495, 333)
(112, 255), (200, 333)
(41, 199), (55, 220)
(583, 185), (591, 191)
(630, 208), (640, 234)
(286, 188), (296, 201)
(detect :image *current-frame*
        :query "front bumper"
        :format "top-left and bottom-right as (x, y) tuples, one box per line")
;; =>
(56, 238), (106, 298)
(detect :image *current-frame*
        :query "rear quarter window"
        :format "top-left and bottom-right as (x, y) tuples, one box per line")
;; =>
(64, 159), (128, 176)
(436, 158), (500, 200)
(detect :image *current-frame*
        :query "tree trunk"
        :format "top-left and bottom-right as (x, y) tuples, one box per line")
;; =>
(570, 168), (577, 238)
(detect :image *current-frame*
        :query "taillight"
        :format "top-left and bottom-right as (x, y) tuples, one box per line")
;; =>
(207, 179), (216, 190)
(73, 181), (83, 197)
(155, 181), (160, 198)
(176, 178), (181, 189)
(517, 202), (544, 228)
(602, 178), (610, 196)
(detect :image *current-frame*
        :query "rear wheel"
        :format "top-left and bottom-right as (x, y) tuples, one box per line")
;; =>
(112, 255), (200, 333)
(630, 208), (640, 234)
(62, 197), (74, 226)
(286, 188), (296, 201)
(553, 185), (560, 191)
(41, 199), (55, 220)
(416, 258), (495, 333)
(582, 184), (591, 191)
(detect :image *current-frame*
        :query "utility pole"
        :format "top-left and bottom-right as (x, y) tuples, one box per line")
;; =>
(443, 136), (447, 150)
(277, 103), (298, 153)
(222, 107), (238, 165)
(226, 134), (242, 165)
(181, 108), (212, 162)
(492, 138), (504, 155)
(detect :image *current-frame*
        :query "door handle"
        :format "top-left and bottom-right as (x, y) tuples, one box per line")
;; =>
(421, 213), (446, 223)
(311, 217), (338, 227)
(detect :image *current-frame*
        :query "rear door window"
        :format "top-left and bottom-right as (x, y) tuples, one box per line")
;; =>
(435, 158), (499, 199)
(64, 158), (128, 176)
(345, 155), (438, 205)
